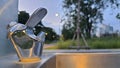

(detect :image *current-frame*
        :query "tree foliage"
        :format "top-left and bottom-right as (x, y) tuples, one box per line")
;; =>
(62, 0), (120, 39)
(18, 11), (29, 24)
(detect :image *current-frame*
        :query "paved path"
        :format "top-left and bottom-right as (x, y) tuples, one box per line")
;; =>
(43, 49), (120, 55)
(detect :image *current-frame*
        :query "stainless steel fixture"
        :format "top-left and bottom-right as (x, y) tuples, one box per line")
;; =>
(7, 8), (47, 62)
(40, 53), (120, 68)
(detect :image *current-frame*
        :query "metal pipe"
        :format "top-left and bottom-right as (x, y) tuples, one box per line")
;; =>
(9, 33), (22, 60)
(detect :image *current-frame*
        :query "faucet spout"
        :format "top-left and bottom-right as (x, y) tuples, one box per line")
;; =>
(35, 31), (45, 57)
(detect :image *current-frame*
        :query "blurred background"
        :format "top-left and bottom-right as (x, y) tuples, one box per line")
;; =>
(19, 0), (120, 49)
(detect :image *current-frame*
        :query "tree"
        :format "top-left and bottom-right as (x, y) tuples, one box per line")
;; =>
(18, 11), (29, 24)
(62, 0), (119, 39)
(43, 27), (59, 41)
(62, 23), (75, 40)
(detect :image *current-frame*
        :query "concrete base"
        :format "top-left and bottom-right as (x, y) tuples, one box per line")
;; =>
(0, 54), (40, 68)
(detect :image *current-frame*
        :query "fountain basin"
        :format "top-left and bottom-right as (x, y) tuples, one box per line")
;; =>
(40, 53), (120, 68)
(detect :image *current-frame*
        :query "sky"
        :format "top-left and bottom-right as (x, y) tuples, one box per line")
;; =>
(103, 7), (120, 31)
(19, 0), (120, 34)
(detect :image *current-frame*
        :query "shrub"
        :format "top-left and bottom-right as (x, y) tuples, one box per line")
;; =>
(46, 37), (120, 49)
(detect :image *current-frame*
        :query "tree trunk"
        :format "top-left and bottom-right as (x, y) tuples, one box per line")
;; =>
(86, 22), (92, 38)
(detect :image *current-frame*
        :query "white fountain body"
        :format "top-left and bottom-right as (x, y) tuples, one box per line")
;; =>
(0, 0), (18, 56)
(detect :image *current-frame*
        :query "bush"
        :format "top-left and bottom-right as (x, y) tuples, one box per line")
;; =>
(56, 40), (76, 49)
(87, 37), (120, 49)
(55, 37), (120, 49)
(46, 37), (120, 49)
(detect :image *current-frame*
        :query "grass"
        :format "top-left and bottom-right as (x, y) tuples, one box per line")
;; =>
(46, 37), (120, 49)
(88, 37), (120, 49)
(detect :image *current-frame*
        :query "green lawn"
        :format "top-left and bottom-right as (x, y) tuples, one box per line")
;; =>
(46, 37), (120, 49)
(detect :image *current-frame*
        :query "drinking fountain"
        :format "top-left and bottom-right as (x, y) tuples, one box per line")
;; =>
(7, 8), (47, 62)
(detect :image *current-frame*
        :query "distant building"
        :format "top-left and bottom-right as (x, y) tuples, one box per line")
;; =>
(96, 24), (113, 37)
(116, 30), (120, 37)
(118, 32), (120, 37)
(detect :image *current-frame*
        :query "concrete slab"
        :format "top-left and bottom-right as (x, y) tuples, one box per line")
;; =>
(0, 49), (120, 68)
(0, 54), (41, 68)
